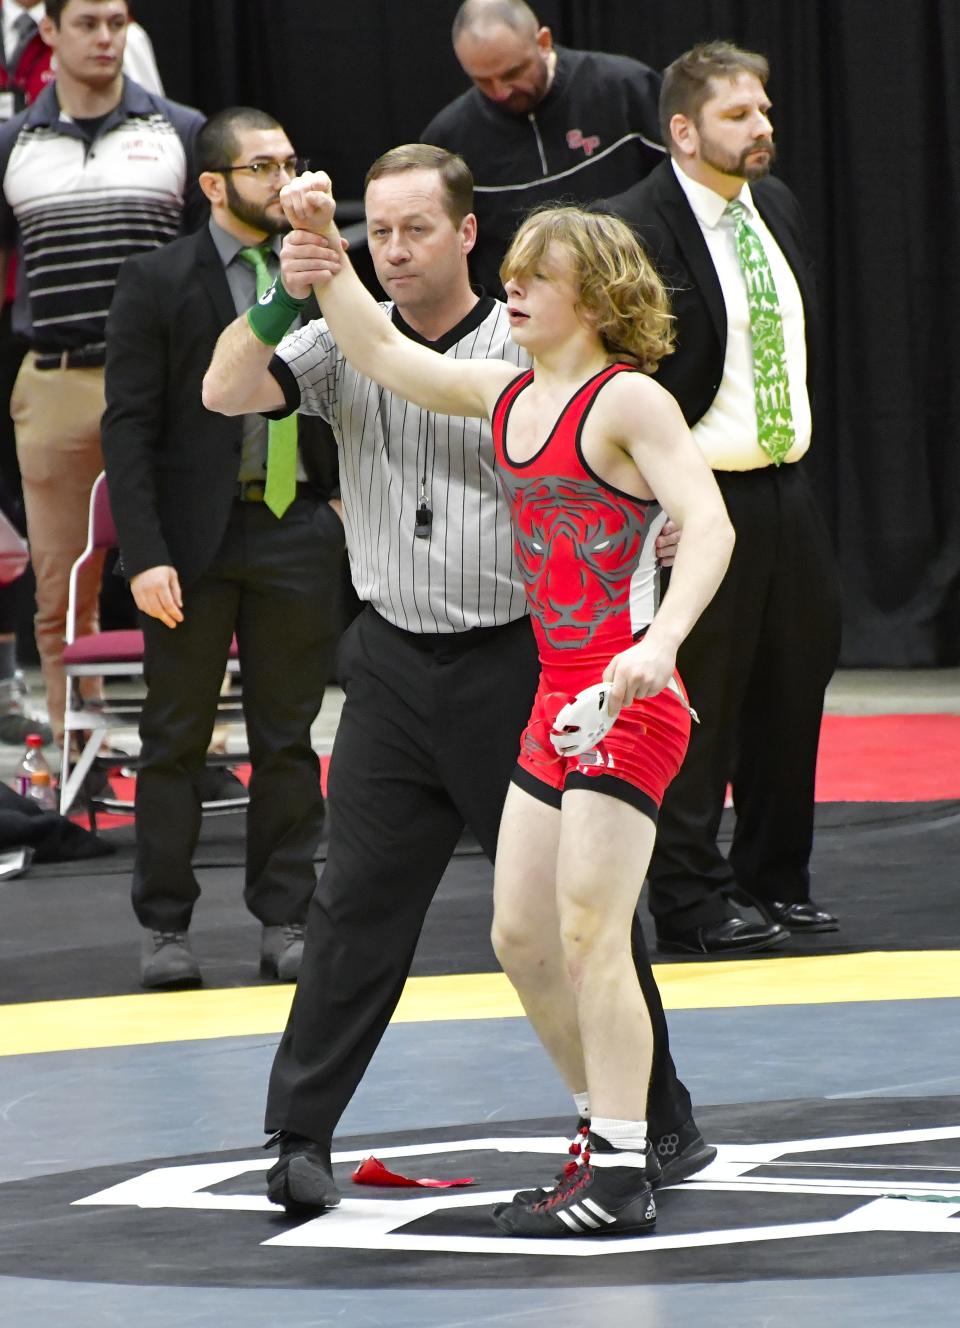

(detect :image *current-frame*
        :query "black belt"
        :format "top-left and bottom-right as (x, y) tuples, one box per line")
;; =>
(33, 345), (106, 370)
(234, 480), (318, 503)
(378, 611), (529, 655)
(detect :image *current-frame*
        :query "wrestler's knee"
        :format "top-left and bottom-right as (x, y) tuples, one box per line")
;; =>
(491, 912), (556, 987)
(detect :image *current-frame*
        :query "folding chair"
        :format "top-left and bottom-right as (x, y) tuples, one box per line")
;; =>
(60, 473), (246, 823)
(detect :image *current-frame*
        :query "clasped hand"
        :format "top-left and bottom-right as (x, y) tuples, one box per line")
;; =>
(279, 170), (336, 233)
(278, 171), (346, 299)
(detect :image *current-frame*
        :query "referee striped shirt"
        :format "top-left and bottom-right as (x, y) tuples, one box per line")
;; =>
(271, 295), (529, 635)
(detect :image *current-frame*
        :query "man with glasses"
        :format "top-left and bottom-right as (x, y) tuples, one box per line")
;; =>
(102, 106), (344, 988)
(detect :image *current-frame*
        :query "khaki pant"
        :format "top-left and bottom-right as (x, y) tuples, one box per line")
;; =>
(11, 354), (106, 744)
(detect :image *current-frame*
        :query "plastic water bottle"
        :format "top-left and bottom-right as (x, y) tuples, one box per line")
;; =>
(14, 733), (52, 799)
(27, 769), (58, 812)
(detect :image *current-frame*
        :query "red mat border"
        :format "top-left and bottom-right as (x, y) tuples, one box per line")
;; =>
(816, 713), (960, 803)
(74, 716), (960, 830)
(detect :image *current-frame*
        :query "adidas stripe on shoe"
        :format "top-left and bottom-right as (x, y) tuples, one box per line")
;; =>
(492, 1132), (657, 1238)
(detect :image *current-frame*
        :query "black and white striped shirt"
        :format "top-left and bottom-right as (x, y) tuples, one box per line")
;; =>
(271, 295), (529, 633)
(0, 79), (204, 349)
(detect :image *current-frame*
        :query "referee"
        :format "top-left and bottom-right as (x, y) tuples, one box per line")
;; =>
(203, 143), (712, 1213)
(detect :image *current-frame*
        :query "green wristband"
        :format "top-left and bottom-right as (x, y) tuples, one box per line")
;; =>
(246, 276), (310, 346)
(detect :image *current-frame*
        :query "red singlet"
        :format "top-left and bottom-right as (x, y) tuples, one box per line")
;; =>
(491, 363), (691, 818)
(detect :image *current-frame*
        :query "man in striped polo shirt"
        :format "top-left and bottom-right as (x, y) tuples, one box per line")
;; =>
(0, 1), (165, 751)
(204, 144), (712, 1215)
(0, 0), (203, 747)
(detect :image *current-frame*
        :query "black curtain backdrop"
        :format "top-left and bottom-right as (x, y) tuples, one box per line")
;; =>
(132, 0), (960, 668)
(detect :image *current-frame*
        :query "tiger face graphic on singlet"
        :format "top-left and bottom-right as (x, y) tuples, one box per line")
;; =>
(492, 364), (665, 663)
(491, 363), (690, 811)
(497, 470), (652, 650)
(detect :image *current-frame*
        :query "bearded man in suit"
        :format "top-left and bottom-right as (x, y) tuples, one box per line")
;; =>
(102, 106), (344, 988)
(607, 41), (841, 956)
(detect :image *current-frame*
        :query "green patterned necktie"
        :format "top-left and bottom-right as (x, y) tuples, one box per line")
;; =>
(725, 199), (795, 465)
(238, 246), (298, 516)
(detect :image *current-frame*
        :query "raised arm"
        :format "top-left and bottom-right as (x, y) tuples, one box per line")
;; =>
(277, 172), (514, 420)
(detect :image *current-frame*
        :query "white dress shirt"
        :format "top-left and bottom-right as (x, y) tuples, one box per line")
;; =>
(672, 159), (811, 471)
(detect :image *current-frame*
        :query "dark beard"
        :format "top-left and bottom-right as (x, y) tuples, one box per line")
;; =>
(737, 138), (777, 180)
(224, 175), (290, 237)
(700, 135), (777, 182)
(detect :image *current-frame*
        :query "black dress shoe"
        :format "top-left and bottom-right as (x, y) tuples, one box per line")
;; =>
(765, 899), (839, 932)
(656, 915), (789, 956)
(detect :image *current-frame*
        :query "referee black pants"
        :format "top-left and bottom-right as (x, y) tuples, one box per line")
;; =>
(648, 462), (842, 932)
(266, 606), (693, 1145)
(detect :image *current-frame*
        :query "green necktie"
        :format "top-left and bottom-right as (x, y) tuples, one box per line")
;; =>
(238, 245), (298, 516)
(725, 199), (795, 466)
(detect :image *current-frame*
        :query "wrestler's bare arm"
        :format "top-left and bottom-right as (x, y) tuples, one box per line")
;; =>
(596, 374), (735, 709)
(277, 172), (515, 419)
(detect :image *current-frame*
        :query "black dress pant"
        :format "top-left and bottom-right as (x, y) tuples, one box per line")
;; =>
(132, 495), (344, 933)
(266, 606), (692, 1146)
(648, 462), (842, 932)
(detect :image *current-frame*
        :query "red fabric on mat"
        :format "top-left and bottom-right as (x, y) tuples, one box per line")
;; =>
(816, 714), (960, 802)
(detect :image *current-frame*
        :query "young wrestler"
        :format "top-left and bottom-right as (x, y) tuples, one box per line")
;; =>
(277, 174), (734, 1237)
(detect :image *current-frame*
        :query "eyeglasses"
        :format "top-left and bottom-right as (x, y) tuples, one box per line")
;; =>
(214, 156), (308, 183)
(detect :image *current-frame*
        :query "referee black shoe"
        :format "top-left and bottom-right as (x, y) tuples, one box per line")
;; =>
(492, 1132), (657, 1238)
(655, 1118), (717, 1186)
(265, 1131), (341, 1214)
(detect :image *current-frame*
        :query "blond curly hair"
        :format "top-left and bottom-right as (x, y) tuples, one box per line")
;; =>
(500, 206), (675, 373)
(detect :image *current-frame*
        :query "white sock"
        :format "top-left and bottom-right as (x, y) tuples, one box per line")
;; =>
(573, 1091), (590, 1121)
(590, 1115), (648, 1152)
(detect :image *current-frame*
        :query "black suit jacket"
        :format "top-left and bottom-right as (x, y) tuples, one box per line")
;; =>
(102, 226), (337, 585)
(605, 159), (818, 430)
